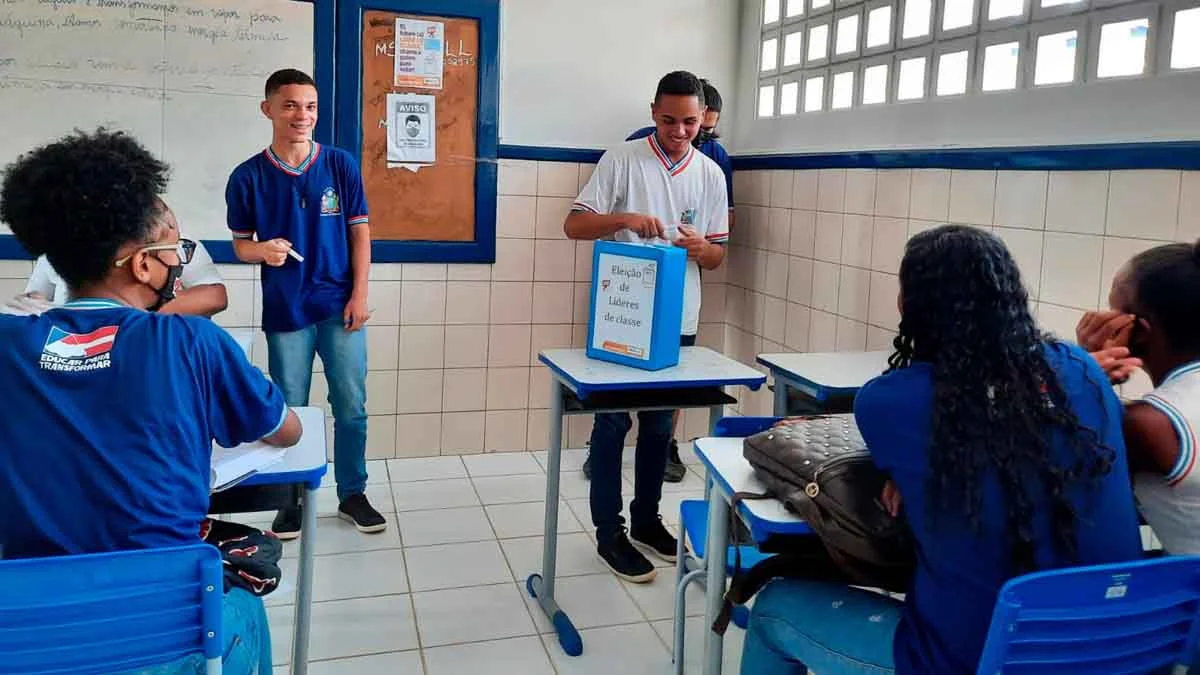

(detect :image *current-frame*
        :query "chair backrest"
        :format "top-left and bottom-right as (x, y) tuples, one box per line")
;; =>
(0, 543), (224, 674)
(713, 416), (779, 439)
(976, 554), (1200, 674)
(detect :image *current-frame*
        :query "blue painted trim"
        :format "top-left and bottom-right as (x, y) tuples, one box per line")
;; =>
(733, 140), (1200, 172)
(335, 0), (499, 264)
(0, 236), (32, 260)
(313, 0), (336, 146)
(498, 144), (604, 164)
(537, 351), (766, 398)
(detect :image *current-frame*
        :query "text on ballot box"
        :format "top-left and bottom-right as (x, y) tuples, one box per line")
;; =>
(586, 240), (686, 371)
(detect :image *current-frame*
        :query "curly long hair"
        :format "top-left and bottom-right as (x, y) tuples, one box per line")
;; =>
(889, 225), (1114, 573)
(0, 128), (169, 290)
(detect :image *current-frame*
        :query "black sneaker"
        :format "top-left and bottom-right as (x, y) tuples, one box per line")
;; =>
(664, 439), (686, 483)
(337, 493), (387, 533)
(631, 517), (681, 563)
(582, 453), (592, 481)
(597, 529), (656, 583)
(271, 507), (302, 541)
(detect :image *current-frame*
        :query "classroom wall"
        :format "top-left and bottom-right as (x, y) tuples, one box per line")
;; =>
(722, 166), (1200, 415)
(498, 0), (742, 149)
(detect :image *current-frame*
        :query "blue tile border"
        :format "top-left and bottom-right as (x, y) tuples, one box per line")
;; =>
(497, 144), (605, 164)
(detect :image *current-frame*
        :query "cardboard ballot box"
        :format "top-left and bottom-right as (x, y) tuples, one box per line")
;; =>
(586, 240), (686, 371)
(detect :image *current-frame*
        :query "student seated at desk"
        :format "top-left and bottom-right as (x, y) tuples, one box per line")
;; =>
(22, 203), (228, 317)
(0, 129), (302, 674)
(1077, 239), (1200, 555)
(739, 225), (1143, 675)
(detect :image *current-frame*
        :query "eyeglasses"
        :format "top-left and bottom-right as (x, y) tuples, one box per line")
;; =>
(115, 238), (196, 268)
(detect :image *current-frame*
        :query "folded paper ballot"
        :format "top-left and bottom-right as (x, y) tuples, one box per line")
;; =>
(1, 294), (54, 316)
(211, 441), (287, 492)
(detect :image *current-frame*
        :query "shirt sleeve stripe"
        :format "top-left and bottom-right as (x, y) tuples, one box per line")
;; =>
(705, 232), (730, 241)
(263, 405), (290, 440)
(230, 230), (254, 240)
(571, 202), (600, 214)
(1144, 394), (1196, 484)
(348, 215), (369, 225)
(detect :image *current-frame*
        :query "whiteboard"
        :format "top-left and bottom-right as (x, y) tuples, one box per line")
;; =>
(0, 0), (313, 242)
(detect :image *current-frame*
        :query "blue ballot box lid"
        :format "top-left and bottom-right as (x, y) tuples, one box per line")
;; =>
(585, 240), (686, 371)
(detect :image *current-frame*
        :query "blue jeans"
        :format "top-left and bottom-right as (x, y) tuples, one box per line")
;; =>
(129, 588), (271, 674)
(740, 578), (900, 675)
(266, 315), (368, 500)
(589, 334), (695, 539)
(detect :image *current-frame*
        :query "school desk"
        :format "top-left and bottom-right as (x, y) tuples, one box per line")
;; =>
(756, 351), (890, 415)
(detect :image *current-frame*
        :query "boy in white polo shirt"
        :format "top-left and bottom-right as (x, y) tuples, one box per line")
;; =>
(564, 70), (729, 582)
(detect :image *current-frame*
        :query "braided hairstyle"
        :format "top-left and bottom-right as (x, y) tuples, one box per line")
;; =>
(889, 225), (1115, 573)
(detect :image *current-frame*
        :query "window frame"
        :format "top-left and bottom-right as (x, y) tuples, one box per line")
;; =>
(899, 0), (938, 45)
(934, 36), (979, 94)
(939, 0), (984, 38)
(1087, 3), (1158, 78)
(780, 77), (804, 114)
(860, 54), (896, 103)
(807, 18), (835, 64)
(1160, 0), (1200, 70)
(894, 45), (936, 99)
(803, 68), (832, 111)
(977, 26), (1029, 91)
(758, 80), (781, 118)
(833, 7), (867, 60)
(863, 0), (900, 53)
(831, 62), (861, 106)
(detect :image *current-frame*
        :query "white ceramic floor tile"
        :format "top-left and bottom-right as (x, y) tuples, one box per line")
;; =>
(652, 616), (746, 675)
(521, 574), (645, 633)
(463, 452), (544, 477)
(406, 540), (514, 591)
(499, 533), (609, 580)
(307, 650), (424, 675)
(320, 460), (391, 488)
(396, 506), (496, 547)
(486, 501), (581, 539)
(620, 575), (706, 622)
(387, 456), (467, 482)
(280, 517), (404, 558)
(422, 636), (555, 675)
(660, 470), (708, 496)
(412, 583), (537, 647)
(268, 596), (419, 663)
(541, 622), (671, 675)
(472, 473), (548, 504)
(532, 447), (589, 472)
(391, 478), (480, 512)
(274, 549), (409, 606)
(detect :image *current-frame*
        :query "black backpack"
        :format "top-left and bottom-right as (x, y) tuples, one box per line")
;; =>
(712, 415), (915, 635)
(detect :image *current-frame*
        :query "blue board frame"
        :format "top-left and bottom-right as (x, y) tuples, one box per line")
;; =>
(334, 0), (499, 263)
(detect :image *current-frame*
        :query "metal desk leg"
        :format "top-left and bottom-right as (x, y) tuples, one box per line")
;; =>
(701, 475), (731, 675)
(526, 380), (583, 656)
(704, 403), (724, 502)
(772, 374), (788, 416)
(292, 483), (318, 674)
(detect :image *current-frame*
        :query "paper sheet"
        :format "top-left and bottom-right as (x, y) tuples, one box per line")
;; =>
(211, 442), (287, 492)
(393, 18), (444, 89)
(386, 93), (436, 166)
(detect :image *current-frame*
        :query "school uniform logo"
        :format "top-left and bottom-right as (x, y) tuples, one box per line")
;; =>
(320, 187), (341, 216)
(680, 208), (696, 226)
(40, 325), (118, 372)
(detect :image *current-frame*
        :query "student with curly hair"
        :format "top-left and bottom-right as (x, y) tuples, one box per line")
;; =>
(739, 225), (1143, 675)
(1078, 240), (1200, 555)
(0, 128), (301, 673)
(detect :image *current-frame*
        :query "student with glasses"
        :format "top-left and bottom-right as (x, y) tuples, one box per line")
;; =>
(0, 128), (302, 672)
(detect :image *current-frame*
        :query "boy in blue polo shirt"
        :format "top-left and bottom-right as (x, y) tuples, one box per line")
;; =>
(226, 68), (385, 538)
(0, 128), (303, 672)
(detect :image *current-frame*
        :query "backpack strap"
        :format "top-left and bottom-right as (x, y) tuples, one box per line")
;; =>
(710, 490), (770, 636)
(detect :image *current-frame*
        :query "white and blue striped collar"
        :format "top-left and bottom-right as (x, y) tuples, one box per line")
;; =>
(62, 298), (127, 311)
(1162, 360), (1200, 386)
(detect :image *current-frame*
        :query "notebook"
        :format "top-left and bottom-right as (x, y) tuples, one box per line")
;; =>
(210, 441), (287, 492)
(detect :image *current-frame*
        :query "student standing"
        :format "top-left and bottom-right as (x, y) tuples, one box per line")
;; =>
(585, 78), (733, 485)
(0, 128), (302, 672)
(564, 71), (729, 583)
(23, 202), (228, 317)
(226, 68), (385, 538)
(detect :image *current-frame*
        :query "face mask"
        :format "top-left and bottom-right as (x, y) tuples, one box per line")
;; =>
(147, 261), (183, 312)
(694, 128), (718, 147)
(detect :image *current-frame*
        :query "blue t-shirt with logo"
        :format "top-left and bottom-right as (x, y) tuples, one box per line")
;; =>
(855, 341), (1143, 674)
(0, 299), (288, 559)
(627, 126), (734, 207)
(226, 142), (369, 333)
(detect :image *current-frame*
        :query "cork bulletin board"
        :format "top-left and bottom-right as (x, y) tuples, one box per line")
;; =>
(359, 11), (478, 241)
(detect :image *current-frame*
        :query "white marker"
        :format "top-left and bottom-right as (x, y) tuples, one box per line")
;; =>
(287, 248), (305, 263)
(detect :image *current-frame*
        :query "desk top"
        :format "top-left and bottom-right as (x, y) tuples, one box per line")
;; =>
(693, 436), (809, 539)
(238, 406), (328, 489)
(538, 347), (766, 397)
(756, 351), (890, 400)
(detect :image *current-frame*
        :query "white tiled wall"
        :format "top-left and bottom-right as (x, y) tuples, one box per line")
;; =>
(7, 163), (1192, 457)
(727, 167), (1200, 414)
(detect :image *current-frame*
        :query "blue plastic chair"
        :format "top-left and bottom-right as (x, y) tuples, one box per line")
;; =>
(0, 543), (225, 675)
(673, 416), (783, 675)
(976, 554), (1200, 674)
